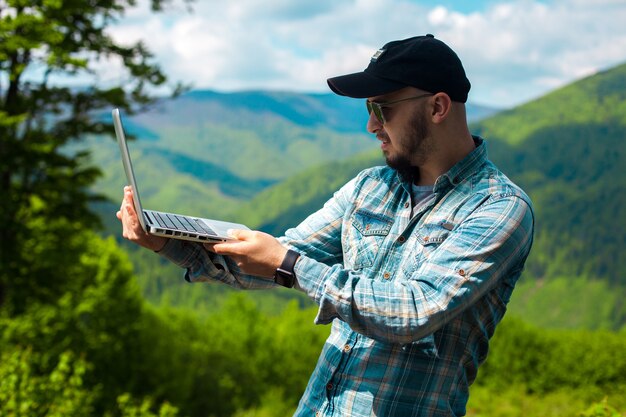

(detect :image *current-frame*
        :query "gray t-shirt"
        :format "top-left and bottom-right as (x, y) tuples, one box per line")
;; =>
(411, 184), (435, 218)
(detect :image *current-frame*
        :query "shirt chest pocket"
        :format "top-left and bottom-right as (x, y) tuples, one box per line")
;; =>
(412, 223), (450, 270)
(346, 209), (393, 270)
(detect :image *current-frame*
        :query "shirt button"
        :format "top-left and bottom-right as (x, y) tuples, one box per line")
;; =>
(383, 272), (391, 279)
(398, 236), (406, 243)
(459, 269), (466, 276)
(343, 344), (351, 352)
(326, 383), (333, 391)
(424, 236), (430, 242)
(404, 202), (410, 208)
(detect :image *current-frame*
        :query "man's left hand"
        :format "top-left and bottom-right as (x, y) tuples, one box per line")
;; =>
(205, 230), (288, 279)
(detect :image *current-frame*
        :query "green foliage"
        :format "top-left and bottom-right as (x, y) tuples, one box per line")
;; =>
(128, 295), (328, 417)
(0, 232), (146, 409)
(477, 317), (626, 394)
(232, 388), (295, 417)
(467, 385), (626, 417)
(0, 348), (181, 417)
(579, 398), (625, 417)
(0, 229), (183, 416)
(465, 317), (626, 416)
(0, 0), (183, 312)
(0, 349), (96, 417)
(485, 121), (626, 291)
(108, 394), (179, 417)
(509, 276), (626, 330)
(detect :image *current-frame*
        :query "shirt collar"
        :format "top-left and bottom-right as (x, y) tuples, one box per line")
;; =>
(433, 136), (487, 193)
(396, 136), (488, 194)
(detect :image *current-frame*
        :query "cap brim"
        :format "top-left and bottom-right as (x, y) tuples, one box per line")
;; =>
(327, 71), (406, 98)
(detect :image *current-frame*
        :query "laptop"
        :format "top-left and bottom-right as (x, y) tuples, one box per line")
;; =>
(112, 108), (249, 243)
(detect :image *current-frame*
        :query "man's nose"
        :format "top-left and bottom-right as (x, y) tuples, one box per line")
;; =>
(366, 110), (383, 133)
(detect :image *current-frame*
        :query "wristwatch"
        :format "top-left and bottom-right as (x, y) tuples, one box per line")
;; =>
(274, 249), (300, 288)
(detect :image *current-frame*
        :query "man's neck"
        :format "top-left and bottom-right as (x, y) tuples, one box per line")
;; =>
(413, 132), (476, 186)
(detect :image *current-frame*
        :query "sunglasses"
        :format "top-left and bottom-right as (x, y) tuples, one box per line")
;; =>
(366, 93), (433, 124)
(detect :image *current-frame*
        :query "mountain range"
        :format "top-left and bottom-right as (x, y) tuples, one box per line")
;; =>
(91, 90), (498, 217)
(91, 64), (626, 330)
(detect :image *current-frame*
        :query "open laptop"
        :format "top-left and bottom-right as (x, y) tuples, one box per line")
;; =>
(112, 108), (249, 243)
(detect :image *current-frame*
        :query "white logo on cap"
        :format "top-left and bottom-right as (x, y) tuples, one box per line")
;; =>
(371, 48), (386, 62)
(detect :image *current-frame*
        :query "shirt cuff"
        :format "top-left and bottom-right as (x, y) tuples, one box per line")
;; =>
(293, 256), (330, 305)
(155, 238), (231, 283)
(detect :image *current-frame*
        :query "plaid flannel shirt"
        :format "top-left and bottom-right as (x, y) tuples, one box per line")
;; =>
(158, 137), (534, 416)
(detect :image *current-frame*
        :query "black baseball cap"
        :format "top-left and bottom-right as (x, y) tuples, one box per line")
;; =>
(327, 34), (471, 102)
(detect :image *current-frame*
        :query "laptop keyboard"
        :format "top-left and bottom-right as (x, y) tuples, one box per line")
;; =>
(151, 212), (217, 236)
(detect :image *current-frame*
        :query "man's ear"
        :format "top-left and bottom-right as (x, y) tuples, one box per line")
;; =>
(430, 92), (452, 124)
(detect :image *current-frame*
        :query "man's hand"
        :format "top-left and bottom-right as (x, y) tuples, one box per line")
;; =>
(116, 186), (167, 252)
(206, 230), (288, 279)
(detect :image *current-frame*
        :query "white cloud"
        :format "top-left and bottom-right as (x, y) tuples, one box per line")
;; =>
(101, 0), (626, 107)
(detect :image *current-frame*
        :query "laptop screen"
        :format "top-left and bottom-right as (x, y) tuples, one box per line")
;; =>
(112, 108), (148, 232)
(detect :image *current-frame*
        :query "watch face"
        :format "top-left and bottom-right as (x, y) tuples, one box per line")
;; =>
(274, 269), (294, 288)
(274, 249), (300, 288)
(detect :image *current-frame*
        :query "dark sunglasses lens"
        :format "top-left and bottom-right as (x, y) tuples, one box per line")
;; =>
(366, 101), (384, 123)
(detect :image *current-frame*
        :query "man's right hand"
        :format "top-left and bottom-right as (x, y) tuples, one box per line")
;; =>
(116, 186), (168, 252)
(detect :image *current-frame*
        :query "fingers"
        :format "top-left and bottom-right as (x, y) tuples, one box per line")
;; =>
(203, 242), (217, 252)
(226, 228), (252, 240)
(116, 186), (167, 251)
(118, 186), (141, 238)
(203, 230), (285, 277)
(210, 240), (245, 256)
(205, 229), (251, 255)
(117, 187), (132, 216)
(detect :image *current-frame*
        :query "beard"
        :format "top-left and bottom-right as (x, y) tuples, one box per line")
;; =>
(383, 109), (434, 183)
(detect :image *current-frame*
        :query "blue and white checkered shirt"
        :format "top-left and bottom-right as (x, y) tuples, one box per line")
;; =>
(158, 137), (534, 416)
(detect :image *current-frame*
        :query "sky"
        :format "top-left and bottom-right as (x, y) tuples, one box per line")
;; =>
(101, 0), (626, 108)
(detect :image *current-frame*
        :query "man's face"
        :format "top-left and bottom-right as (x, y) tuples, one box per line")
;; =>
(366, 88), (435, 180)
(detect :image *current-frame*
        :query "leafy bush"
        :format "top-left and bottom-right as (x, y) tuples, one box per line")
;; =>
(580, 398), (625, 417)
(0, 349), (96, 417)
(478, 317), (626, 394)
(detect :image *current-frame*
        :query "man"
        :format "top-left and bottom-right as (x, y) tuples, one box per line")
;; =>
(118, 34), (534, 416)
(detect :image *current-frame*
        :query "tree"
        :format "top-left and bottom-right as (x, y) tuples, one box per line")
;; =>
(0, 0), (187, 314)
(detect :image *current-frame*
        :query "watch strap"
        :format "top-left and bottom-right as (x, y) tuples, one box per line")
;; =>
(274, 249), (300, 288)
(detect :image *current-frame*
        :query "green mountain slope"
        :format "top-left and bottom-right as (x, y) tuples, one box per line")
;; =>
(477, 64), (626, 292)
(235, 150), (383, 231)
(88, 91), (379, 218)
(240, 63), (626, 330)
(475, 63), (626, 145)
(92, 90), (497, 218)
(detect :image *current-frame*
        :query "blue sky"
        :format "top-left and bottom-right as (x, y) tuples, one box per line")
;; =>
(99, 0), (626, 108)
